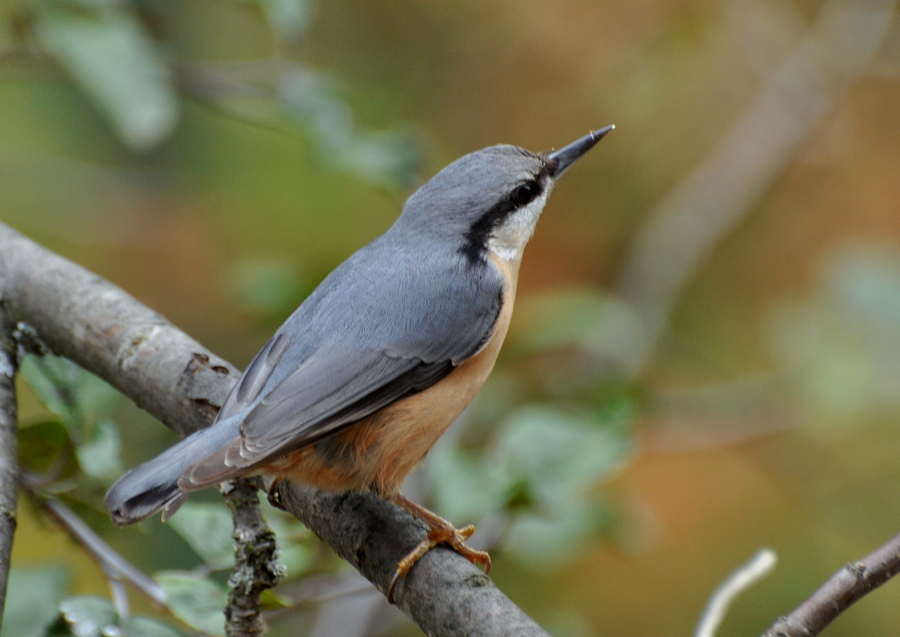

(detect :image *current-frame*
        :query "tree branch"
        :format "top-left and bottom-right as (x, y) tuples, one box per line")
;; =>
(763, 531), (900, 637)
(221, 479), (285, 637)
(0, 300), (20, 632)
(0, 221), (550, 636)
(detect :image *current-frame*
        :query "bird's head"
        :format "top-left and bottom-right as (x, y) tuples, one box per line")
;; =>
(396, 126), (614, 264)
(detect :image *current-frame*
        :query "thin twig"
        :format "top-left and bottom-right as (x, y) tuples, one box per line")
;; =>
(763, 532), (900, 637)
(24, 485), (168, 607)
(221, 479), (285, 637)
(695, 548), (777, 637)
(0, 301), (20, 632)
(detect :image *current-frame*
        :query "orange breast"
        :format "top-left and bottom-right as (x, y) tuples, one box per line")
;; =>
(262, 254), (521, 496)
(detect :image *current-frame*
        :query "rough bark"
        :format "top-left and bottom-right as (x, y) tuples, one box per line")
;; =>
(0, 301), (19, 632)
(222, 479), (285, 637)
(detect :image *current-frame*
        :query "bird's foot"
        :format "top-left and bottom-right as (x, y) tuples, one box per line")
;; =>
(386, 494), (491, 603)
(265, 478), (287, 511)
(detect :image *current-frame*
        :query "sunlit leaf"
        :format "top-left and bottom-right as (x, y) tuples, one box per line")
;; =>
(75, 418), (122, 483)
(36, 7), (178, 150)
(167, 502), (235, 570)
(0, 567), (68, 637)
(57, 596), (118, 637)
(155, 571), (227, 636)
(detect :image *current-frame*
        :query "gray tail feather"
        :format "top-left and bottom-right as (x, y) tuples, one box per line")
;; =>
(105, 455), (187, 526)
(105, 417), (241, 526)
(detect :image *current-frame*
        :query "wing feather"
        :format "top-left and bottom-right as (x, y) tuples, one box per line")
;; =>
(184, 238), (505, 481)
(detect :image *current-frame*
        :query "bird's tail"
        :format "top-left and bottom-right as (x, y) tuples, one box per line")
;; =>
(105, 417), (240, 526)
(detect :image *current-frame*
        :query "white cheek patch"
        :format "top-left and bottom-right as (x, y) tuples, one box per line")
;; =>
(488, 190), (551, 261)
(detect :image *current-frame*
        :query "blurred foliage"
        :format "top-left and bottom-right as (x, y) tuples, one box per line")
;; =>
(35, 5), (179, 152)
(2, 0), (900, 636)
(766, 243), (900, 431)
(2, 567), (68, 637)
(2, 0), (420, 188)
(155, 572), (227, 636)
(17, 355), (123, 499)
(12, 352), (320, 635)
(2, 568), (184, 637)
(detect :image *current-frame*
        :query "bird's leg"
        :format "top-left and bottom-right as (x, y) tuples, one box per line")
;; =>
(386, 493), (491, 603)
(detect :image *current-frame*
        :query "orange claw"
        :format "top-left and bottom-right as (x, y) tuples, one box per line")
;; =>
(386, 494), (491, 603)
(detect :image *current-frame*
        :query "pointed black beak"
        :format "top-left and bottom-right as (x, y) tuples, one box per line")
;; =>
(548, 125), (614, 178)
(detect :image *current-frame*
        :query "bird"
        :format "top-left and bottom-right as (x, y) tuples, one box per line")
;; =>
(105, 125), (614, 601)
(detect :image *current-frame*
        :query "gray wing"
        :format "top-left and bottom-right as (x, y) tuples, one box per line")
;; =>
(191, 240), (503, 479)
(237, 346), (455, 459)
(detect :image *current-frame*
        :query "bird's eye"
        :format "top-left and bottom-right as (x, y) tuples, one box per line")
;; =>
(510, 181), (538, 207)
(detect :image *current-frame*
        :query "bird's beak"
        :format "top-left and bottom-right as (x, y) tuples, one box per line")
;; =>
(548, 125), (614, 178)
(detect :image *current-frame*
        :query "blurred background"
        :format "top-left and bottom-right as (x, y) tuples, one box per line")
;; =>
(2, 0), (900, 636)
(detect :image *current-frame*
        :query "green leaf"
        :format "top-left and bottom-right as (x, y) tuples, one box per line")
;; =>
(505, 501), (612, 567)
(0, 567), (68, 637)
(126, 617), (185, 637)
(57, 596), (118, 637)
(166, 502), (235, 570)
(155, 572), (227, 636)
(427, 444), (510, 523)
(491, 406), (632, 505)
(276, 69), (421, 189)
(261, 0), (314, 38)
(36, 6), (178, 151)
(19, 355), (81, 425)
(17, 419), (74, 476)
(765, 244), (900, 431)
(75, 419), (122, 483)
(515, 289), (645, 367)
(19, 354), (121, 436)
(69, 375), (121, 432)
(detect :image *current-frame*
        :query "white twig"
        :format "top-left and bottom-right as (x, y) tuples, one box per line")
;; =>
(694, 548), (777, 637)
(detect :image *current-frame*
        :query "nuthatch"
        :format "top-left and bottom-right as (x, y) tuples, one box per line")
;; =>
(106, 125), (614, 601)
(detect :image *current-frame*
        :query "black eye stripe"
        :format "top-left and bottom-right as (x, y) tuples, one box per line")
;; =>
(459, 174), (546, 264)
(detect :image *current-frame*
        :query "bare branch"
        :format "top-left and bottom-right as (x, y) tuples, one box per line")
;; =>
(695, 548), (777, 637)
(763, 532), (900, 637)
(0, 301), (20, 632)
(0, 221), (551, 636)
